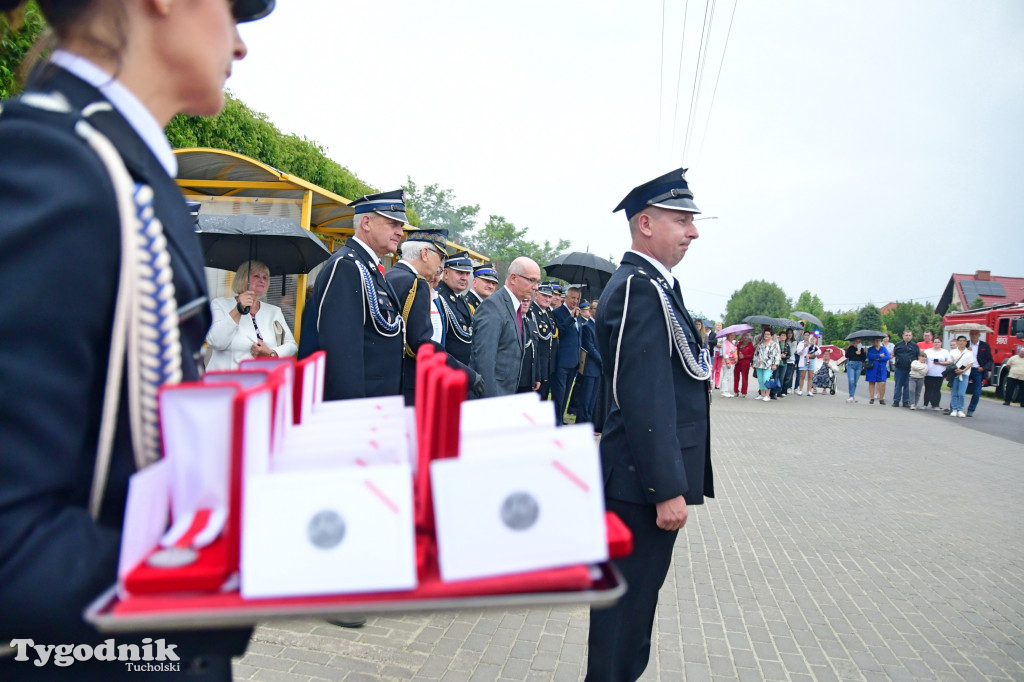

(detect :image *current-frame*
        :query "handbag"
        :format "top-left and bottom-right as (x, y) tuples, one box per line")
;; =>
(862, 359), (875, 371)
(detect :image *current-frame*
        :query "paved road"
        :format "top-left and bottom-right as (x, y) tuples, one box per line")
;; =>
(233, 387), (1024, 681)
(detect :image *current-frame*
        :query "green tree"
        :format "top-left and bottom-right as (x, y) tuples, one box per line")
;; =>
(722, 280), (790, 325)
(165, 94), (378, 202)
(855, 304), (883, 332)
(823, 310), (858, 345)
(792, 290), (825, 320)
(463, 214), (570, 279)
(881, 301), (943, 340)
(1, 2), (46, 100)
(970, 296), (985, 310)
(403, 178), (479, 243)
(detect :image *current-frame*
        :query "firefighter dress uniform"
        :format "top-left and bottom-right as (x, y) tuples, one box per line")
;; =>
(0, 2), (279, 674)
(298, 191), (408, 400)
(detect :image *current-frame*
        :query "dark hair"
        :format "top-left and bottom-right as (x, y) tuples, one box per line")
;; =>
(956, 335), (967, 342)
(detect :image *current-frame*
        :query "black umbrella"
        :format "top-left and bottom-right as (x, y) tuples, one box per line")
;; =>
(845, 329), (886, 341)
(791, 311), (824, 328)
(543, 252), (616, 298)
(742, 315), (781, 327)
(774, 318), (805, 330)
(196, 214), (331, 276)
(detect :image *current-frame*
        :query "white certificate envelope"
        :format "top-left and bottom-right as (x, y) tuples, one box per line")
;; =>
(241, 464), (416, 598)
(431, 447), (608, 582)
(277, 423), (407, 471)
(458, 393), (556, 442)
(308, 395), (405, 422)
(459, 423), (595, 461)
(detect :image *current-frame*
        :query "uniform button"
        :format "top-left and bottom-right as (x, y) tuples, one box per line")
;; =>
(647, 487), (656, 493)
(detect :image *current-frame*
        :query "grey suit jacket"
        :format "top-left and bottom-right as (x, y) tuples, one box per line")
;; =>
(470, 287), (524, 397)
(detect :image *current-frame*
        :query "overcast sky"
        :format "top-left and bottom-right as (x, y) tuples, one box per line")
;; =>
(228, 1), (1023, 320)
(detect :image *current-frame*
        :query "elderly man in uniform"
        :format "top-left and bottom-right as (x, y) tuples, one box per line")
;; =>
(467, 262), (498, 313)
(576, 300), (602, 424)
(435, 253), (475, 368)
(470, 258), (541, 397)
(385, 229), (449, 405)
(298, 190), (407, 401)
(586, 169), (714, 682)
(530, 283), (557, 399)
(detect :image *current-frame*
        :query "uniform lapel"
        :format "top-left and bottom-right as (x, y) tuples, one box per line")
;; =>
(39, 67), (210, 300)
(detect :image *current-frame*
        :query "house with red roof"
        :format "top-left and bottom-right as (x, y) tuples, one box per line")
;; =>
(935, 270), (1024, 315)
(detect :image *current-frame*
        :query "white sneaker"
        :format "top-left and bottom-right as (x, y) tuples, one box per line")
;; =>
(959, 411), (967, 418)
(846, 397), (854, 403)
(808, 392), (815, 397)
(763, 396), (771, 401)
(796, 389), (803, 395)
(910, 405), (916, 410)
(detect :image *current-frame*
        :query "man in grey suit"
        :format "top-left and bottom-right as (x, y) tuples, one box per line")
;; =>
(470, 257), (542, 397)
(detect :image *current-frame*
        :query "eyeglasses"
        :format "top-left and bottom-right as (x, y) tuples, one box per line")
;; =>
(514, 273), (540, 285)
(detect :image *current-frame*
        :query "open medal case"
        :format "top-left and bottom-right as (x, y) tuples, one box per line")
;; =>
(86, 348), (631, 632)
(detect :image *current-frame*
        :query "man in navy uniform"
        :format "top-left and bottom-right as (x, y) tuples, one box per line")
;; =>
(576, 300), (602, 423)
(435, 252), (476, 368)
(385, 229), (449, 405)
(586, 169), (714, 682)
(530, 283), (557, 399)
(298, 190), (407, 400)
(467, 262), (498, 313)
(551, 285), (582, 424)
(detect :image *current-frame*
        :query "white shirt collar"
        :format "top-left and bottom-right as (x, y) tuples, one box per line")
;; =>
(503, 286), (522, 313)
(351, 236), (381, 265)
(50, 50), (176, 177)
(629, 250), (675, 287)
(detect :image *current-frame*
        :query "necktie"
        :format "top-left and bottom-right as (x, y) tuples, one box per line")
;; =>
(376, 263), (386, 277)
(516, 305), (523, 339)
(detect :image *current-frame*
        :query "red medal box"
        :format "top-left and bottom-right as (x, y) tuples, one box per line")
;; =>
(86, 349), (630, 631)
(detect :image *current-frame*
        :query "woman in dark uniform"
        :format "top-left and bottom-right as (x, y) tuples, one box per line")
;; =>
(0, 1), (274, 679)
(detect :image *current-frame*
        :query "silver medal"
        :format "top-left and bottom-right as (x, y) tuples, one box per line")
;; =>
(147, 547), (198, 569)
(308, 510), (346, 549)
(500, 492), (540, 531)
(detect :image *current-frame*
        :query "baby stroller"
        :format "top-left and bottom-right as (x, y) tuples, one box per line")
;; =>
(812, 359), (836, 395)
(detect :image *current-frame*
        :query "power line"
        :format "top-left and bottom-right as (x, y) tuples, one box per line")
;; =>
(696, 0), (738, 167)
(669, 0), (690, 155)
(682, 0), (715, 165)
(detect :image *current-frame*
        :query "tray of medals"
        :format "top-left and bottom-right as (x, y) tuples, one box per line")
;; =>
(85, 348), (631, 632)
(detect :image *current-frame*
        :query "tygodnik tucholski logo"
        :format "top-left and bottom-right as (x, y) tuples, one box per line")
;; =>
(9, 638), (181, 671)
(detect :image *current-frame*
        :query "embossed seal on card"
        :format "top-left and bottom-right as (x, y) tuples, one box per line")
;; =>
(500, 492), (539, 531)
(308, 510), (346, 549)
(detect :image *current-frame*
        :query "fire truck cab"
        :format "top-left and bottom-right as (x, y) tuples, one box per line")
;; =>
(942, 304), (1024, 397)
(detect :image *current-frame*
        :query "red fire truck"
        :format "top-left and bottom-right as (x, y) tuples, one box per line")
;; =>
(942, 303), (1024, 397)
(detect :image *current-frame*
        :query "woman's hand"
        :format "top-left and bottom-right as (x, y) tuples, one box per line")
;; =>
(237, 290), (257, 311)
(251, 339), (276, 358)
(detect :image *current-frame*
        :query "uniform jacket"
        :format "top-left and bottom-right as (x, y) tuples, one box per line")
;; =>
(470, 288), (524, 397)
(528, 302), (554, 383)
(298, 238), (404, 400)
(553, 304), (582, 368)
(519, 306), (541, 390)
(387, 261), (437, 405)
(974, 340), (994, 377)
(466, 289), (484, 314)
(580, 317), (603, 378)
(0, 66), (249, 676)
(436, 280), (474, 367)
(595, 252), (713, 507)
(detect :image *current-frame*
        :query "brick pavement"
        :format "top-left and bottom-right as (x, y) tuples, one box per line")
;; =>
(233, 393), (1024, 681)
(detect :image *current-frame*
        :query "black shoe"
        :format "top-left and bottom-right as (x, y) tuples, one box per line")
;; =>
(966, 412), (974, 417)
(770, 396), (778, 400)
(902, 403), (910, 408)
(879, 400), (886, 405)
(1004, 402), (1012, 405)
(892, 403), (900, 408)
(942, 409), (951, 414)
(328, 617), (367, 628)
